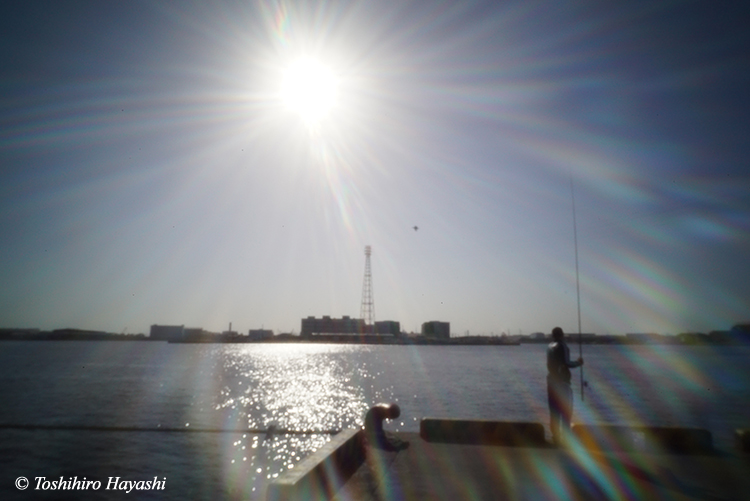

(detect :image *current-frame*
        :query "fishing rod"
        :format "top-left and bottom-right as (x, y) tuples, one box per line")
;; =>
(570, 175), (584, 401)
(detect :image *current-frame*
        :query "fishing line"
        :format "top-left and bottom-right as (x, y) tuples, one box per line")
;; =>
(570, 175), (584, 401)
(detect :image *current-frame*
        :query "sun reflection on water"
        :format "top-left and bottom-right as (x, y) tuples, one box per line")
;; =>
(210, 344), (379, 497)
(219, 344), (373, 431)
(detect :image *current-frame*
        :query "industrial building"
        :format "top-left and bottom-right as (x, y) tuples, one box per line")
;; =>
(248, 329), (274, 341)
(300, 316), (400, 338)
(422, 321), (450, 340)
(150, 324), (185, 341)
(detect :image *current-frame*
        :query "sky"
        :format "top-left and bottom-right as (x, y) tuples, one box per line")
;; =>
(1, 0), (748, 336)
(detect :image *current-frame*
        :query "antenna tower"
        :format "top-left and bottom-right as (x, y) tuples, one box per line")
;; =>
(360, 246), (375, 325)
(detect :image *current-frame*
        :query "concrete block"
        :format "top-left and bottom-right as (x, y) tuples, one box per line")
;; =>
(420, 418), (547, 447)
(572, 425), (713, 455)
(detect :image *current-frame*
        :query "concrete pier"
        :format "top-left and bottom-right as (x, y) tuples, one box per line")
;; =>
(267, 428), (364, 501)
(270, 420), (750, 500)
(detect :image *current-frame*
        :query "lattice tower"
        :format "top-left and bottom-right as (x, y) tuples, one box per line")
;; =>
(360, 246), (375, 325)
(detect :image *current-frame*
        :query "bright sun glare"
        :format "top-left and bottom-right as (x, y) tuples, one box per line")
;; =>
(281, 58), (338, 124)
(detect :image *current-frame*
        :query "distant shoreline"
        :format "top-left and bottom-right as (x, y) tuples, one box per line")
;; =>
(3, 332), (749, 346)
(167, 336), (522, 346)
(0, 332), (519, 346)
(3, 326), (749, 345)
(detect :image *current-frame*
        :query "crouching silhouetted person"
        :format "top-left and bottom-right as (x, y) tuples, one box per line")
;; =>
(547, 327), (583, 445)
(364, 403), (409, 451)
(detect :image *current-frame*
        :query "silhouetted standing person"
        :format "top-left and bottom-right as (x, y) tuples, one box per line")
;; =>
(547, 327), (583, 445)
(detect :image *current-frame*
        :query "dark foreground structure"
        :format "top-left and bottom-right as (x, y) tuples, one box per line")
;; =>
(268, 407), (750, 500)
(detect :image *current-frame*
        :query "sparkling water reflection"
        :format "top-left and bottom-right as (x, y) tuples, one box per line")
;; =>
(219, 344), (373, 432)
(215, 344), (378, 493)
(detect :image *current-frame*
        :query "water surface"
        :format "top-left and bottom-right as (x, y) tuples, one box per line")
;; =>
(1, 341), (748, 499)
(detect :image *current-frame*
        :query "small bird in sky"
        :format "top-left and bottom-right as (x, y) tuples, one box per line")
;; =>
(413, 225), (419, 231)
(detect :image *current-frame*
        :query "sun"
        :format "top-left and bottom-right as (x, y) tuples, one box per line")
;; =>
(281, 57), (338, 124)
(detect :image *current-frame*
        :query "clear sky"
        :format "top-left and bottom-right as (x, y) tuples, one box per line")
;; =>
(1, 1), (748, 336)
